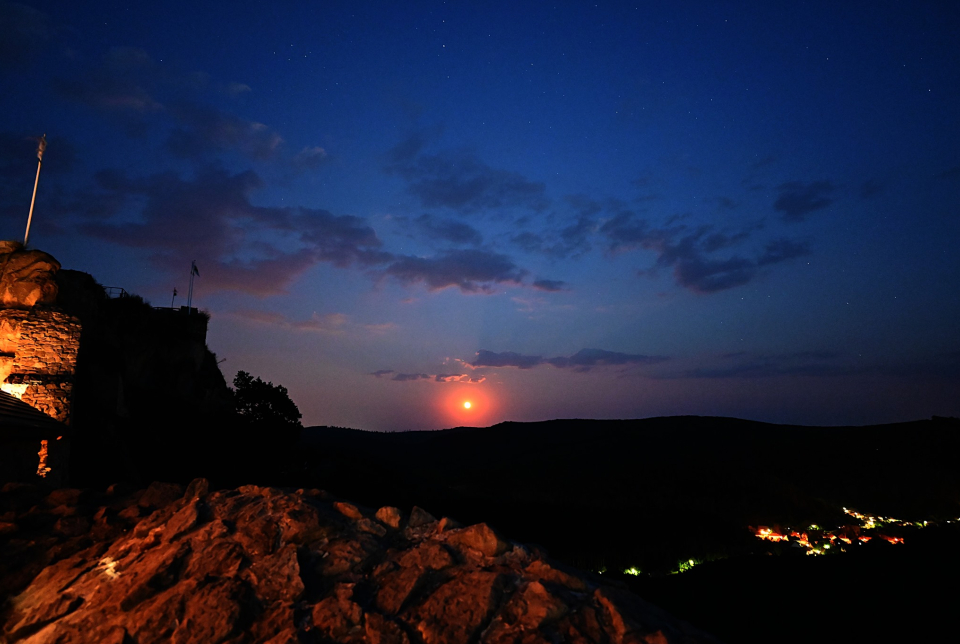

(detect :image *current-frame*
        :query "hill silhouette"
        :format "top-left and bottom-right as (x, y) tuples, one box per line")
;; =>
(290, 415), (960, 643)
(297, 416), (960, 571)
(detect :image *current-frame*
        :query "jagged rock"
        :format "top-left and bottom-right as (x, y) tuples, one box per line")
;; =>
(138, 481), (185, 511)
(0, 241), (60, 310)
(447, 523), (509, 557)
(0, 480), (720, 643)
(376, 506), (403, 529)
(407, 506), (437, 528)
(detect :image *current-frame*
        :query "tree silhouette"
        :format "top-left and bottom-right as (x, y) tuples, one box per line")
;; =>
(232, 370), (302, 429)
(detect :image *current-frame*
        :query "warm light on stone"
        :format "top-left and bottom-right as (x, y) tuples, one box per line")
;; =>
(0, 307), (80, 424)
(0, 382), (27, 399)
(36, 439), (51, 478)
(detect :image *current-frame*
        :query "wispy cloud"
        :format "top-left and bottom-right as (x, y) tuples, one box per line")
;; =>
(77, 166), (388, 295)
(385, 133), (548, 213)
(601, 214), (810, 293)
(233, 310), (396, 336)
(471, 348), (668, 372)
(410, 213), (483, 246)
(369, 369), (485, 383)
(167, 102), (284, 161)
(532, 279), (568, 292)
(773, 180), (836, 221)
(382, 249), (526, 293)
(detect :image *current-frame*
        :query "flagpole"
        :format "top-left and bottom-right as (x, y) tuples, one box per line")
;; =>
(187, 260), (197, 313)
(24, 135), (46, 247)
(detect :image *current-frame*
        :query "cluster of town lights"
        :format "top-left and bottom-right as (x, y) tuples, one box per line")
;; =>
(751, 506), (930, 555)
(609, 505), (958, 578)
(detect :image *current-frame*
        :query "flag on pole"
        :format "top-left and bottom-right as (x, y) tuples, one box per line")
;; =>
(37, 135), (46, 162)
(191, 261), (200, 277)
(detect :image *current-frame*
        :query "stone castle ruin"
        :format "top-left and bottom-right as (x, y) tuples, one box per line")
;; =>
(0, 240), (234, 487)
(0, 240), (79, 484)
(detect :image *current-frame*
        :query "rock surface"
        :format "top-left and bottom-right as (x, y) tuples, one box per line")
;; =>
(0, 481), (718, 644)
(0, 242), (60, 310)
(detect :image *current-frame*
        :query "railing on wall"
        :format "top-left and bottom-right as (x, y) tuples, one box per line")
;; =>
(103, 287), (128, 299)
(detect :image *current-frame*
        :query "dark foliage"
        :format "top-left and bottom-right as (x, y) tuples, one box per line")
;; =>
(231, 370), (302, 429)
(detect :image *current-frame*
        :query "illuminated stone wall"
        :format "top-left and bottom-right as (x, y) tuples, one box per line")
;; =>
(0, 308), (81, 424)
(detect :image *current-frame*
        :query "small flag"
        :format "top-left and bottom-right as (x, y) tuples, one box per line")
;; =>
(37, 134), (46, 162)
(173, 287), (178, 296)
(191, 261), (200, 277)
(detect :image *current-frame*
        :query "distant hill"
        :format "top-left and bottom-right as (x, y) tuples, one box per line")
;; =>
(298, 416), (960, 573)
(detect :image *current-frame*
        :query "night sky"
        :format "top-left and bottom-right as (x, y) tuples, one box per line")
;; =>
(2, 1), (958, 430)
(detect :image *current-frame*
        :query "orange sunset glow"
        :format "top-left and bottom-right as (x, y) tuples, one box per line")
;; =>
(439, 387), (495, 426)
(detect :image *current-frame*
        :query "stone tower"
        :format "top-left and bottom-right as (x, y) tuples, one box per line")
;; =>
(0, 240), (80, 425)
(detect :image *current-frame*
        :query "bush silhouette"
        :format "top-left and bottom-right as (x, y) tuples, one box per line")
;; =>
(232, 370), (302, 430)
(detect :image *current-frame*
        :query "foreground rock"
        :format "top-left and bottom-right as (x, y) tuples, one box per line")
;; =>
(0, 481), (718, 643)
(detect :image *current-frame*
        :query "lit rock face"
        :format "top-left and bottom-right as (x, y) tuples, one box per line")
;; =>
(0, 482), (717, 644)
(0, 309), (80, 422)
(0, 241), (60, 310)
(0, 241), (79, 424)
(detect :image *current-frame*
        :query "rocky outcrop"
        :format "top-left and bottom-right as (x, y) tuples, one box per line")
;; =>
(0, 482), (717, 644)
(0, 242), (60, 310)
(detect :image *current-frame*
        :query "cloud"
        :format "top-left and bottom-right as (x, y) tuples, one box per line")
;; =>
(471, 348), (667, 372)
(773, 180), (836, 221)
(511, 231), (544, 252)
(221, 82), (252, 97)
(382, 249), (526, 292)
(233, 309), (353, 334)
(716, 196), (739, 210)
(78, 166), (389, 295)
(671, 255), (756, 293)
(291, 146), (329, 170)
(677, 351), (960, 381)
(0, 1), (53, 69)
(385, 134), (548, 213)
(51, 44), (319, 167)
(532, 279), (568, 292)
(434, 373), (486, 383)
(391, 373), (431, 382)
(544, 348), (668, 370)
(370, 370), (485, 383)
(472, 350), (544, 369)
(55, 47), (164, 117)
(297, 207), (391, 268)
(601, 213), (809, 293)
(72, 165), (539, 297)
(231, 309), (396, 334)
(757, 238), (811, 266)
(600, 211), (653, 254)
(167, 102), (284, 161)
(194, 250), (322, 295)
(412, 214), (483, 246)
(553, 215), (596, 257)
